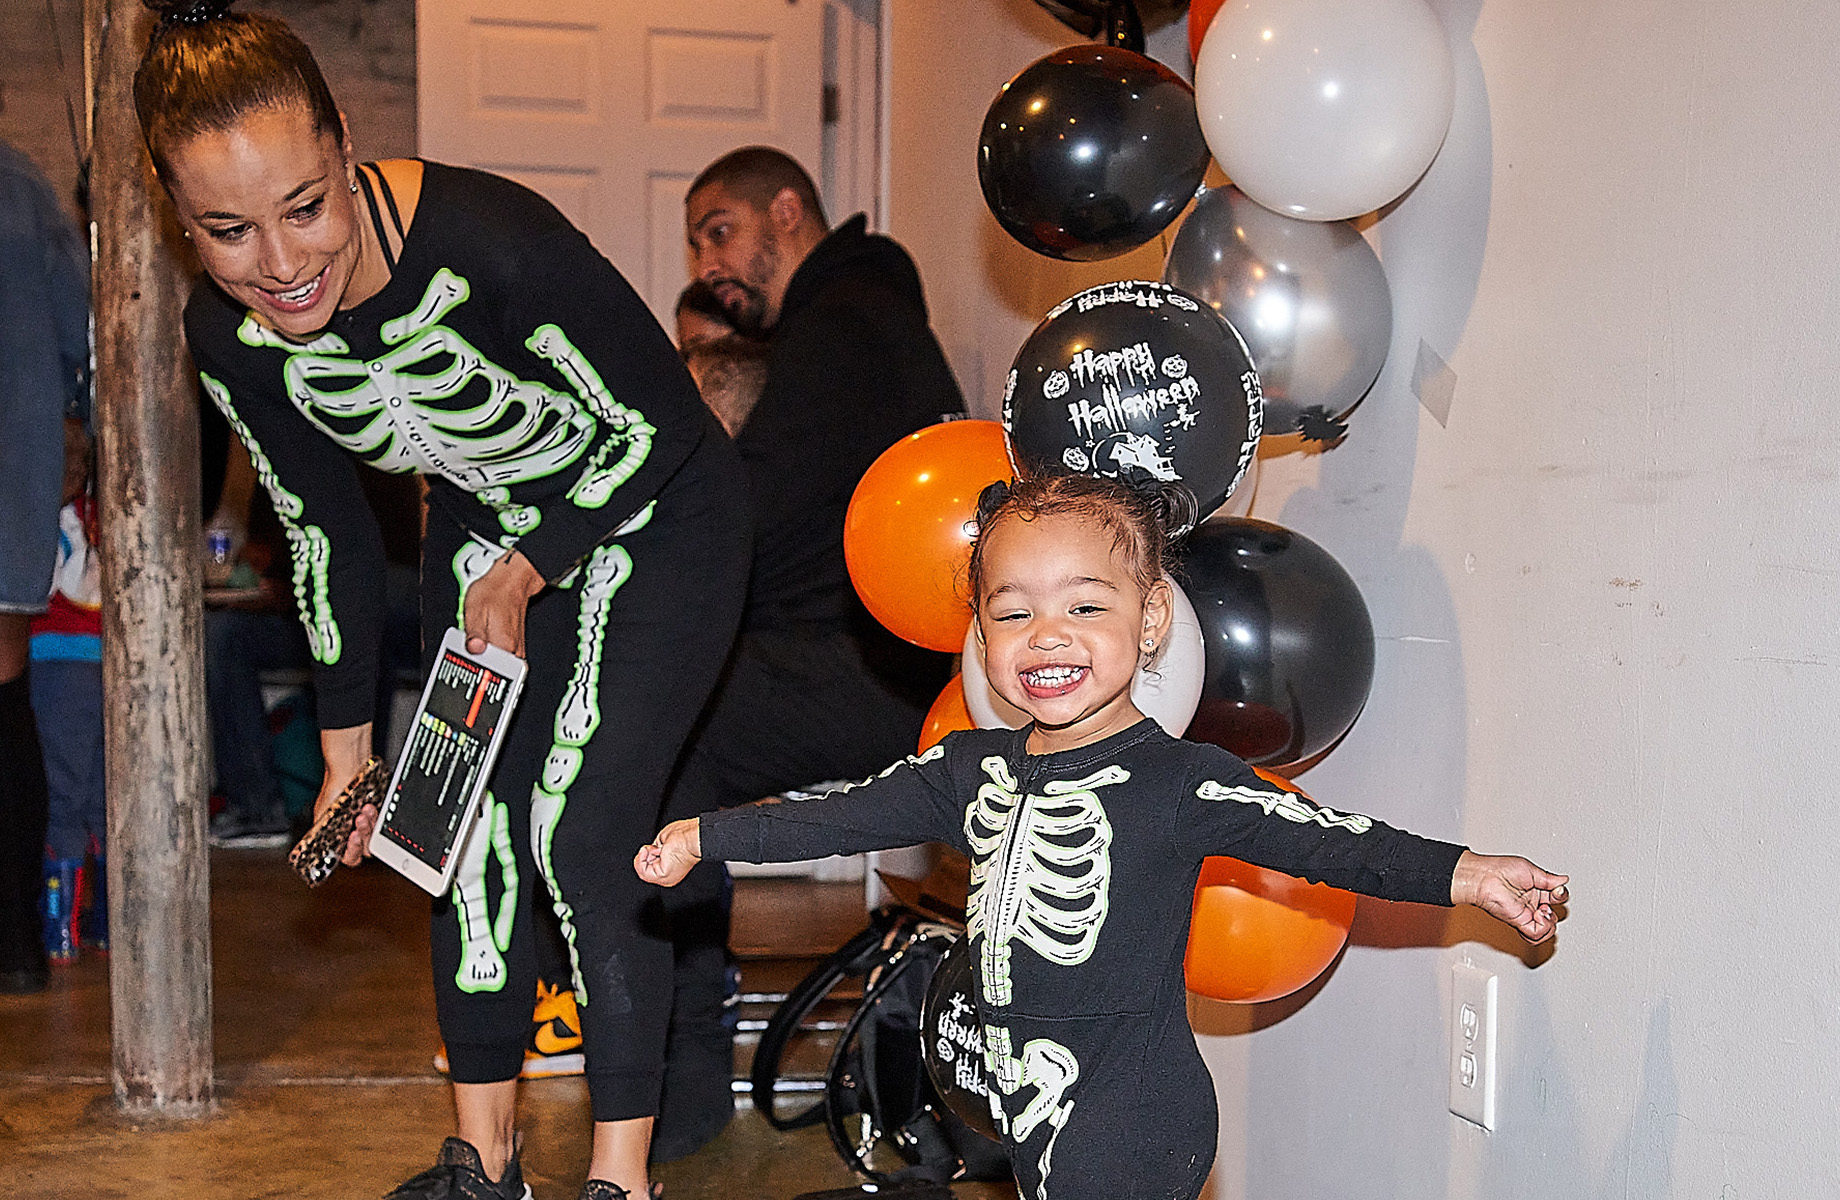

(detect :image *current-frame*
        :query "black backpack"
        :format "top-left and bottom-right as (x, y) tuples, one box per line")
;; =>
(751, 905), (1011, 1187)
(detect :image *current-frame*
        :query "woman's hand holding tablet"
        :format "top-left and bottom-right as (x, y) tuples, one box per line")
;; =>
(368, 628), (529, 895)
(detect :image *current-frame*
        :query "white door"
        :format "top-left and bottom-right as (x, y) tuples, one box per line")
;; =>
(418, 0), (826, 323)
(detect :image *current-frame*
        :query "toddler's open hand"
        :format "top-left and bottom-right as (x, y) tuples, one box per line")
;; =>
(1451, 851), (1569, 943)
(634, 818), (702, 887)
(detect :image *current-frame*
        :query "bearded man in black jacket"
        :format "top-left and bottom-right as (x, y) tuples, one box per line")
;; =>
(648, 147), (965, 1160)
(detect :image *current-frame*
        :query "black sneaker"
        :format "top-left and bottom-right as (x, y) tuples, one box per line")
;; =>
(0, 965), (47, 995)
(0, 927), (48, 994)
(208, 808), (292, 850)
(578, 1182), (632, 1200)
(386, 1138), (532, 1200)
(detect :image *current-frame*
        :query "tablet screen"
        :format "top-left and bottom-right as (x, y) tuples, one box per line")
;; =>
(376, 648), (519, 871)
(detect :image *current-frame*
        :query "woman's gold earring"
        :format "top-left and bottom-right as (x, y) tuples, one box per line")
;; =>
(349, 180), (359, 194)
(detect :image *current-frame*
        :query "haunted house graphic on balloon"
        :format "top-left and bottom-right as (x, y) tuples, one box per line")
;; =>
(1003, 281), (1262, 524)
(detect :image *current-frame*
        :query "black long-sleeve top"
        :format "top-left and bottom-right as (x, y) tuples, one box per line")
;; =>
(703, 721), (1462, 910)
(701, 720), (1466, 1199)
(183, 162), (713, 728)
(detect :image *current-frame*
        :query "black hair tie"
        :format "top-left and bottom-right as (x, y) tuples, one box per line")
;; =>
(974, 479), (1014, 531)
(151, 0), (234, 26)
(1139, 480), (1199, 544)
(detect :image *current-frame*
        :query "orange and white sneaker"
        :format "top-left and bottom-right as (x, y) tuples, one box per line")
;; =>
(524, 979), (584, 1077)
(433, 979), (585, 1079)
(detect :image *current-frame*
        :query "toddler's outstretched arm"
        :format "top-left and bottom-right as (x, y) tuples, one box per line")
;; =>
(1451, 852), (1569, 943)
(635, 817), (702, 887)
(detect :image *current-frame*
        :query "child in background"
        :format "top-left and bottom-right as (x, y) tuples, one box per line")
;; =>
(30, 490), (106, 961)
(674, 281), (769, 438)
(638, 474), (1569, 1200)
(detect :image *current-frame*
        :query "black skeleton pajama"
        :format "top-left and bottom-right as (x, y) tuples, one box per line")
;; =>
(699, 720), (1468, 1200)
(183, 161), (749, 1122)
(423, 440), (745, 1117)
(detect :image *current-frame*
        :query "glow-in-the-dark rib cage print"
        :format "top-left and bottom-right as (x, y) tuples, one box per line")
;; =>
(964, 758), (1120, 1008)
(957, 757), (1122, 1199)
(198, 373), (342, 665)
(697, 719), (1474, 1200)
(234, 269), (656, 531)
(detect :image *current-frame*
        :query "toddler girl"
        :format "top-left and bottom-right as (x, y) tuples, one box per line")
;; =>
(637, 474), (1567, 1200)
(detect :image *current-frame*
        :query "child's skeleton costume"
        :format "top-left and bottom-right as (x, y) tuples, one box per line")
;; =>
(184, 162), (748, 1121)
(700, 720), (1467, 1200)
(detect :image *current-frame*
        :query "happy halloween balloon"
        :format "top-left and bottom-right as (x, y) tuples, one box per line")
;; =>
(1003, 280), (1263, 525)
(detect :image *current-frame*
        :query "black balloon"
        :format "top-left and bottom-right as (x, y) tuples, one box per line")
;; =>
(919, 934), (999, 1141)
(1030, 0), (1146, 50)
(1180, 518), (1375, 769)
(979, 46), (1210, 261)
(1004, 280), (1262, 525)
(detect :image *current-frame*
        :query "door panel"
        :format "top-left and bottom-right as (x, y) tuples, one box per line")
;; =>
(420, 0), (825, 323)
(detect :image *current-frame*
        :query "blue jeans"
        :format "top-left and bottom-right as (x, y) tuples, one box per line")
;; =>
(205, 609), (310, 823)
(0, 143), (87, 615)
(205, 564), (421, 820)
(28, 657), (104, 860)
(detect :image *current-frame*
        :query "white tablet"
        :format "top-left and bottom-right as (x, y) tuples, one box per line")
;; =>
(369, 627), (528, 896)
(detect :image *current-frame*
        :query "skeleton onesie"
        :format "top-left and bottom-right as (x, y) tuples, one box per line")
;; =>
(183, 163), (749, 1122)
(699, 721), (1468, 1200)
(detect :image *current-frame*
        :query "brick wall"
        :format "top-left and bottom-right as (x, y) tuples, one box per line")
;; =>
(0, 0), (416, 218)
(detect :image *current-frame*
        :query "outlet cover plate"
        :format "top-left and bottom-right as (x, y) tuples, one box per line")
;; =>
(1449, 961), (1497, 1130)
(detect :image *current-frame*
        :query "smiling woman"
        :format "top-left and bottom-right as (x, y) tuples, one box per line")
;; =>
(130, 2), (751, 1197)
(133, 2), (391, 335)
(163, 107), (379, 335)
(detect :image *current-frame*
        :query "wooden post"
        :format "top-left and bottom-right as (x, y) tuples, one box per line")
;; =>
(88, 0), (214, 1117)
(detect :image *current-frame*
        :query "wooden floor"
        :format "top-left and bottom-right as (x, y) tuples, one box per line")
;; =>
(0, 851), (1012, 1200)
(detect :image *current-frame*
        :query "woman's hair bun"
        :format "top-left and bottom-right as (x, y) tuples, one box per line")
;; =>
(144, 0), (235, 26)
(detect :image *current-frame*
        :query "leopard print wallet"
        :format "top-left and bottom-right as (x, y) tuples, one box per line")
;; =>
(287, 756), (388, 887)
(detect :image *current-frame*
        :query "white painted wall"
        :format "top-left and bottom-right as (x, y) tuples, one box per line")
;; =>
(0, 0), (415, 216)
(889, 1), (1840, 1195)
(886, 0), (1176, 416)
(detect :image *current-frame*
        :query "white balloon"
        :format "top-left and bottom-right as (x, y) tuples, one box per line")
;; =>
(1135, 581), (1207, 736)
(960, 575), (1205, 738)
(1194, 0), (1455, 222)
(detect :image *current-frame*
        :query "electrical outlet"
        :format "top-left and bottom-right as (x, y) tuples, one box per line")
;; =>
(1449, 962), (1497, 1130)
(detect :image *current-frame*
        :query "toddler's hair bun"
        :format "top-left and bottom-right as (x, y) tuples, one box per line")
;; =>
(144, 0), (235, 26)
(1139, 481), (1199, 544)
(974, 479), (1014, 531)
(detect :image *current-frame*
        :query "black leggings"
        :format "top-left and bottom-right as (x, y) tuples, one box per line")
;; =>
(425, 437), (748, 1121)
(0, 671), (49, 974)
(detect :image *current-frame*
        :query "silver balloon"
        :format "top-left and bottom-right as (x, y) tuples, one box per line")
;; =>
(1163, 186), (1392, 442)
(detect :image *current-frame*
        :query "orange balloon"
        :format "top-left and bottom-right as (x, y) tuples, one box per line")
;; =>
(918, 674), (975, 754)
(1184, 768), (1358, 1003)
(1189, 0), (1227, 63)
(844, 420), (1012, 652)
